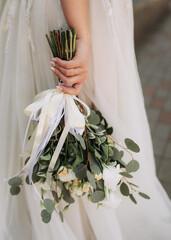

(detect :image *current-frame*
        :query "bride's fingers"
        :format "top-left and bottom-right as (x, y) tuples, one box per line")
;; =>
(52, 57), (86, 69)
(54, 64), (85, 77)
(50, 66), (87, 85)
(59, 82), (83, 95)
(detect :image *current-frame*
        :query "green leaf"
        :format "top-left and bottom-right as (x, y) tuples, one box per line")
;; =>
(62, 205), (70, 213)
(108, 147), (113, 156)
(99, 136), (106, 144)
(40, 153), (51, 161)
(112, 148), (124, 161)
(126, 160), (140, 173)
(41, 209), (51, 223)
(119, 172), (133, 178)
(129, 194), (137, 204)
(101, 144), (108, 157)
(89, 154), (101, 175)
(87, 110), (101, 125)
(75, 164), (87, 179)
(97, 179), (104, 190)
(91, 191), (105, 203)
(59, 211), (64, 223)
(72, 155), (83, 171)
(120, 182), (129, 196)
(10, 186), (20, 195)
(43, 199), (55, 214)
(125, 138), (140, 153)
(138, 192), (150, 199)
(77, 133), (86, 150)
(87, 170), (96, 189)
(8, 177), (22, 187)
(106, 127), (113, 135)
(62, 187), (75, 204)
(130, 182), (139, 188)
(94, 149), (101, 159)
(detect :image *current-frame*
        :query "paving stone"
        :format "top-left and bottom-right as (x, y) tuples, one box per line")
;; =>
(159, 179), (171, 199)
(164, 142), (171, 159)
(146, 108), (160, 122)
(154, 123), (171, 140)
(158, 157), (171, 182)
(152, 137), (166, 156)
(159, 111), (171, 124)
(150, 97), (165, 108)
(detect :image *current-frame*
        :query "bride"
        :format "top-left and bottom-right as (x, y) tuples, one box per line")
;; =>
(0, 0), (171, 239)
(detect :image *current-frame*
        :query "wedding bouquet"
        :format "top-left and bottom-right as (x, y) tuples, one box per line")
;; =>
(8, 29), (150, 224)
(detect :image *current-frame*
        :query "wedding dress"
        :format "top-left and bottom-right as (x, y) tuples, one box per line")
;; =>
(0, 0), (170, 240)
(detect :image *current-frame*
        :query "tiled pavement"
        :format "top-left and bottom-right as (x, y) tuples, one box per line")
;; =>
(135, 13), (171, 198)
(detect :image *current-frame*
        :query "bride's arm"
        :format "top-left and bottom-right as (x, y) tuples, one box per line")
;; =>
(51, 0), (90, 95)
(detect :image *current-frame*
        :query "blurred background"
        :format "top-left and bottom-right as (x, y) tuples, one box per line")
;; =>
(133, 0), (171, 198)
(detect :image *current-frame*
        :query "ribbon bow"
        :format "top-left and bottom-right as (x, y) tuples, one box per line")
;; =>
(21, 88), (90, 185)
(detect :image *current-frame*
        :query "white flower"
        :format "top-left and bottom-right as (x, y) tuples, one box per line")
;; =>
(82, 182), (90, 193)
(102, 191), (122, 208)
(58, 166), (76, 182)
(72, 186), (83, 197)
(103, 163), (122, 191)
(94, 173), (103, 180)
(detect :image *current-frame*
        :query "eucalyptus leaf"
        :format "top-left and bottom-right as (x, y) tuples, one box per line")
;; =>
(125, 138), (140, 153)
(119, 172), (133, 178)
(77, 134), (86, 150)
(87, 110), (101, 125)
(41, 209), (51, 223)
(75, 164), (87, 179)
(101, 144), (108, 157)
(138, 192), (150, 199)
(106, 127), (113, 135)
(10, 186), (20, 195)
(72, 155), (83, 171)
(129, 194), (137, 204)
(62, 187), (75, 204)
(97, 179), (104, 190)
(91, 191), (105, 203)
(59, 211), (64, 222)
(126, 160), (140, 173)
(8, 177), (22, 187)
(120, 182), (129, 196)
(40, 153), (51, 161)
(43, 199), (55, 214)
(89, 154), (101, 175)
(87, 170), (96, 189)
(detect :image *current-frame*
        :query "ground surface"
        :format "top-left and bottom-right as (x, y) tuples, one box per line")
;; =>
(135, 13), (171, 198)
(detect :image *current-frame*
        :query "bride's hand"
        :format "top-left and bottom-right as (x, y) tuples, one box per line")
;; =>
(50, 38), (90, 95)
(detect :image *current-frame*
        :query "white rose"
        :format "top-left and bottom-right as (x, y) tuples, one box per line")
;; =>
(94, 173), (103, 180)
(103, 164), (122, 191)
(72, 186), (83, 197)
(58, 166), (76, 182)
(102, 192), (122, 208)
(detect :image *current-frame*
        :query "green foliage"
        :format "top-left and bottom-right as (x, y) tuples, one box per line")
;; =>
(75, 164), (87, 179)
(129, 194), (137, 204)
(138, 192), (150, 199)
(41, 209), (51, 223)
(126, 160), (140, 173)
(87, 170), (96, 189)
(8, 177), (22, 187)
(120, 182), (129, 196)
(43, 199), (55, 214)
(10, 186), (20, 195)
(125, 138), (140, 153)
(91, 191), (105, 203)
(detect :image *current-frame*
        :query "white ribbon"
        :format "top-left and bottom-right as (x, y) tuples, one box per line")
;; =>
(21, 88), (90, 186)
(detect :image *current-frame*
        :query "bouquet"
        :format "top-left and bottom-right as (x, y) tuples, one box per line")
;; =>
(8, 28), (150, 224)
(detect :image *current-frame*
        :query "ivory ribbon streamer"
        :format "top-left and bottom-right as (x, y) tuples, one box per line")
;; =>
(21, 88), (90, 187)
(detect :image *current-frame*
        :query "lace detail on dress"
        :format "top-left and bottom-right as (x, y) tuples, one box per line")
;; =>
(26, 0), (35, 53)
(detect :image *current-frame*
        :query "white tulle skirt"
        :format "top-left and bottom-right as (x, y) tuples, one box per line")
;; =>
(0, 0), (170, 239)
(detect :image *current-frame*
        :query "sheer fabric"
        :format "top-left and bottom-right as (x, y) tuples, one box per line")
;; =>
(0, 0), (170, 239)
